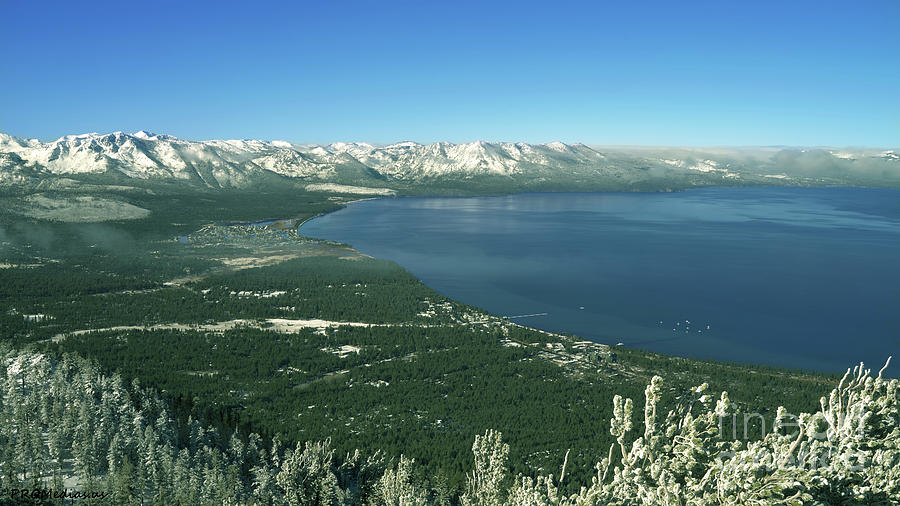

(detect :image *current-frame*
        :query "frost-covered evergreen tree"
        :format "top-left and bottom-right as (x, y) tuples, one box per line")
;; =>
(276, 439), (343, 505)
(371, 455), (428, 506)
(462, 429), (510, 506)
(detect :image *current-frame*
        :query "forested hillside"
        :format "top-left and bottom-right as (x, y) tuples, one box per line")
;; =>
(2, 346), (896, 504)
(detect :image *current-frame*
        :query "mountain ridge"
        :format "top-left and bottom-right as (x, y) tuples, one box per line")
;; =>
(1, 131), (898, 191)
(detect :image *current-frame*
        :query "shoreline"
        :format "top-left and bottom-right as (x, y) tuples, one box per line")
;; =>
(289, 187), (900, 376)
(295, 196), (385, 232)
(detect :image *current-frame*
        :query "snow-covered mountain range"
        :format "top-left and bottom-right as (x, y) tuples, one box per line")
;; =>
(1, 131), (897, 191)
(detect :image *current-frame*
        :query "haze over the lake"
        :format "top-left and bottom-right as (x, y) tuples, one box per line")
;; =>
(303, 187), (900, 372)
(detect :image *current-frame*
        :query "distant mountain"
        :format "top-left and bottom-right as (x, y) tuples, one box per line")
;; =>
(1, 131), (897, 192)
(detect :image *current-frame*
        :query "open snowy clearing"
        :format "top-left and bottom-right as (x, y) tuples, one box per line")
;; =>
(50, 317), (388, 342)
(19, 194), (150, 222)
(219, 253), (302, 269)
(304, 183), (397, 195)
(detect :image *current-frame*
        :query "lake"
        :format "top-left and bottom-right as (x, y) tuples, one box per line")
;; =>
(300, 187), (900, 373)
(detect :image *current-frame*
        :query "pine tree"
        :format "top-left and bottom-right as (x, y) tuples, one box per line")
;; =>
(371, 455), (428, 506)
(172, 448), (199, 505)
(276, 439), (343, 506)
(461, 430), (509, 506)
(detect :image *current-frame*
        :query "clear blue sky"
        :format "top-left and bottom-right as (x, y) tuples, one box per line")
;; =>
(1, 0), (897, 146)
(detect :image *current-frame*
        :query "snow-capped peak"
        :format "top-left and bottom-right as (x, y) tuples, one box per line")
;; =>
(385, 141), (421, 149)
(131, 130), (177, 141)
(544, 141), (570, 152)
(57, 132), (100, 142)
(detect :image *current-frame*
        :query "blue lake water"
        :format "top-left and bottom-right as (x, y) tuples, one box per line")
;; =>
(300, 187), (900, 373)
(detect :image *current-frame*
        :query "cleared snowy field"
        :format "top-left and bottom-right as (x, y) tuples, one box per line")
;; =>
(20, 194), (151, 222)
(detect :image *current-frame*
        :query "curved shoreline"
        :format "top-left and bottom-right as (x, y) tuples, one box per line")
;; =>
(295, 187), (900, 374)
